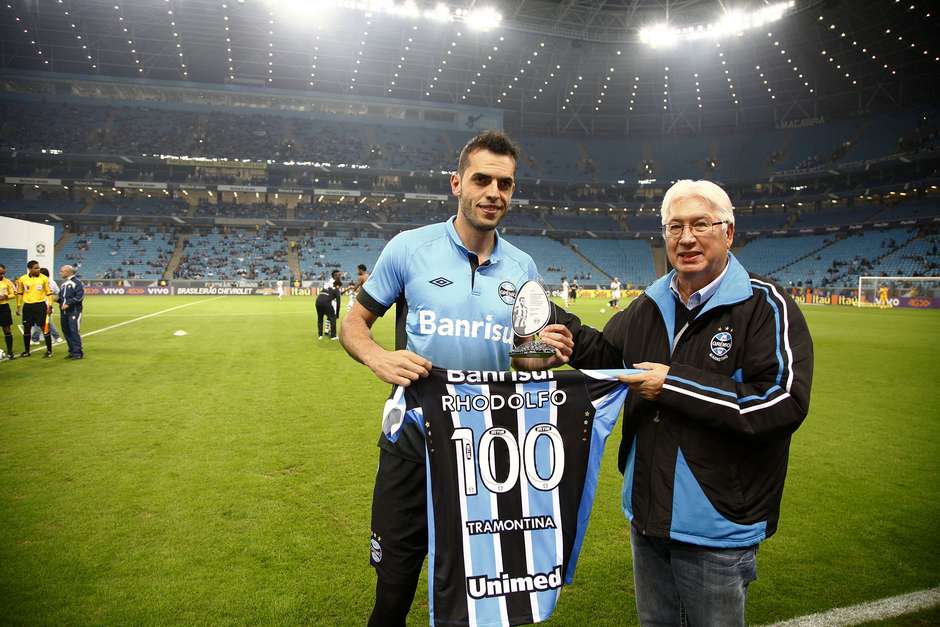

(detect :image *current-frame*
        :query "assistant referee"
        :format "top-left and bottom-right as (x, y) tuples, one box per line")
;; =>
(0, 263), (16, 359)
(16, 259), (54, 358)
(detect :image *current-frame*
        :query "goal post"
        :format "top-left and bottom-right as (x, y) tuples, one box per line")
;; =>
(857, 276), (940, 308)
(0, 216), (55, 274)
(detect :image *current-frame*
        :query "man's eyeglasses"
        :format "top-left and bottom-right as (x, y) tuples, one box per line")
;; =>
(662, 220), (728, 239)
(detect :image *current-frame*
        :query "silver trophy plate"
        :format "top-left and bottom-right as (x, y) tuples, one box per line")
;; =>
(509, 280), (556, 357)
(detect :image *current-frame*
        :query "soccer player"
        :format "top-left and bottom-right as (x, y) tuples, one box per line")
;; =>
(15, 260), (54, 358)
(30, 268), (63, 346)
(0, 264), (16, 359)
(561, 276), (570, 307)
(346, 264), (370, 313)
(610, 276), (622, 310)
(339, 131), (561, 627)
(316, 270), (342, 340)
(58, 265), (85, 359)
(526, 179), (813, 627)
(878, 283), (890, 309)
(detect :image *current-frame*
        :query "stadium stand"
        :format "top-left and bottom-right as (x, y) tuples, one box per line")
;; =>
(297, 235), (386, 282)
(176, 229), (288, 281)
(570, 238), (656, 287)
(506, 235), (600, 285)
(57, 227), (175, 279)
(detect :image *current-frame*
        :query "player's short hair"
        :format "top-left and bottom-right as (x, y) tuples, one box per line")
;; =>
(0, 263), (5, 270)
(27, 260), (39, 269)
(456, 130), (520, 176)
(39, 267), (50, 277)
(660, 179), (735, 227)
(357, 264), (367, 272)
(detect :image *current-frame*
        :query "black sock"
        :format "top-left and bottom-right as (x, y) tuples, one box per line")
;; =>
(4, 332), (11, 354)
(44, 333), (52, 352)
(23, 325), (31, 352)
(368, 577), (418, 627)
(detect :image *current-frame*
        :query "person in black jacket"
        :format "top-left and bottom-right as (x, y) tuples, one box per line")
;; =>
(518, 179), (813, 627)
(316, 270), (342, 340)
(58, 265), (85, 359)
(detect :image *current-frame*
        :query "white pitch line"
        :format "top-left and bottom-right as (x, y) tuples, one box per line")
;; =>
(761, 587), (940, 627)
(82, 296), (226, 339)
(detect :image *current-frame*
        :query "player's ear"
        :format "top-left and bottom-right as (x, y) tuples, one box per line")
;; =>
(450, 171), (461, 197)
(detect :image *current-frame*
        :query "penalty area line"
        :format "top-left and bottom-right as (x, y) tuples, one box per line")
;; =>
(761, 586), (940, 627)
(82, 296), (227, 339)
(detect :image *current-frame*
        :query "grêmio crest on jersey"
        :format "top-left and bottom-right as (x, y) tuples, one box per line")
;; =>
(382, 367), (636, 627)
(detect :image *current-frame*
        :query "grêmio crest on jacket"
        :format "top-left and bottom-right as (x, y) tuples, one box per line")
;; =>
(708, 326), (733, 362)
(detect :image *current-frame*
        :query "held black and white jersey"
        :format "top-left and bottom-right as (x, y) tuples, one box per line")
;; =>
(382, 367), (636, 627)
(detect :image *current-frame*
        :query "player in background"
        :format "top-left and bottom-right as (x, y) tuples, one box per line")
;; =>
(0, 264), (16, 359)
(878, 283), (890, 309)
(561, 276), (570, 307)
(30, 268), (63, 346)
(346, 264), (370, 313)
(316, 270), (342, 340)
(609, 276), (622, 310)
(276, 279), (285, 300)
(15, 260), (54, 358)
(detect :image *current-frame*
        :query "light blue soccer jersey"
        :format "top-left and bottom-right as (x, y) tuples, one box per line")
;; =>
(359, 216), (541, 461)
(360, 216), (540, 372)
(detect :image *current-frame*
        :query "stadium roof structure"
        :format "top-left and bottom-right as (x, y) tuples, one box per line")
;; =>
(0, 0), (937, 135)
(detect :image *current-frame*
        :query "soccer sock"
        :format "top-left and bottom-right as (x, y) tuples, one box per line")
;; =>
(22, 324), (31, 352)
(367, 577), (418, 627)
(44, 333), (52, 352)
(4, 332), (11, 354)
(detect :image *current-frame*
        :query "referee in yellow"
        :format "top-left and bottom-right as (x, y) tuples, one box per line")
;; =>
(15, 260), (54, 358)
(0, 263), (16, 359)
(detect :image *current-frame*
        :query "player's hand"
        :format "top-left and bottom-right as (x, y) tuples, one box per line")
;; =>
(619, 362), (669, 401)
(15, 308), (21, 317)
(366, 349), (432, 387)
(538, 323), (574, 366)
(62, 303), (69, 311)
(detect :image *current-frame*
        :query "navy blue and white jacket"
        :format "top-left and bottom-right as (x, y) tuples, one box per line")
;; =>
(556, 253), (813, 548)
(58, 275), (84, 312)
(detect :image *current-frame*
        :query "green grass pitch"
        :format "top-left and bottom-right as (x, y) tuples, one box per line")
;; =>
(0, 295), (937, 625)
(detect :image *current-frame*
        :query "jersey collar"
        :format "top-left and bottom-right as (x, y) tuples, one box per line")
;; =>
(445, 215), (503, 265)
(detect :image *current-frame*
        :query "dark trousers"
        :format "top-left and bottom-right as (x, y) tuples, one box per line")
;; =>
(60, 309), (83, 356)
(316, 296), (337, 338)
(21, 302), (51, 353)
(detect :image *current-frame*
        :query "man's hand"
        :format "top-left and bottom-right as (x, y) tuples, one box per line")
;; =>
(539, 324), (574, 365)
(365, 349), (432, 387)
(62, 303), (69, 311)
(512, 323), (574, 370)
(619, 362), (669, 401)
(14, 308), (20, 317)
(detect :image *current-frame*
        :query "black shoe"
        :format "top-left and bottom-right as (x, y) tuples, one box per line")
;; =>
(5, 353), (14, 361)
(67, 355), (83, 360)
(43, 351), (53, 359)
(19, 351), (30, 358)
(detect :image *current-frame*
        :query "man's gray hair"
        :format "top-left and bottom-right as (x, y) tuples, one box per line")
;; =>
(61, 264), (75, 276)
(660, 179), (735, 227)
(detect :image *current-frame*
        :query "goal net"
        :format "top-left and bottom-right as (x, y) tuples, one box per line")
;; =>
(857, 276), (940, 308)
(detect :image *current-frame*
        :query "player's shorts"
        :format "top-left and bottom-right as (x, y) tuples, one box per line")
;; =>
(370, 447), (427, 582)
(21, 302), (47, 327)
(315, 294), (336, 317)
(0, 303), (11, 327)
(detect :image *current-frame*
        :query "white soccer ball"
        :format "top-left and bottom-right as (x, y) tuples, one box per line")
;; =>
(599, 308), (606, 313)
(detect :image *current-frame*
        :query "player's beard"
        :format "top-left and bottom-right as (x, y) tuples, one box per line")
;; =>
(458, 193), (506, 233)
